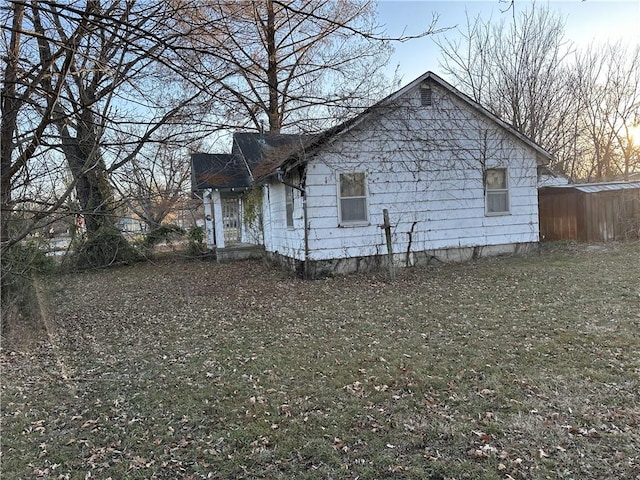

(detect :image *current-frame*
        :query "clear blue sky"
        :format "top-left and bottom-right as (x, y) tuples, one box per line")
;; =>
(377, 0), (640, 85)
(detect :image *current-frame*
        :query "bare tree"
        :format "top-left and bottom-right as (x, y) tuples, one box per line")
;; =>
(180, 0), (439, 134)
(571, 43), (640, 180)
(437, 6), (573, 165)
(1, 1), (221, 261)
(0, 0), (230, 331)
(112, 139), (196, 233)
(1, 1), (81, 249)
(437, 5), (640, 181)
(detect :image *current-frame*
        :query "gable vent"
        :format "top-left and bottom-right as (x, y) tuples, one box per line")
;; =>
(420, 84), (432, 106)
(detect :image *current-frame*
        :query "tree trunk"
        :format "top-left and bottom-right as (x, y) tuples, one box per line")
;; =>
(0, 3), (24, 246)
(265, 0), (281, 133)
(59, 112), (115, 235)
(57, 112), (136, 267)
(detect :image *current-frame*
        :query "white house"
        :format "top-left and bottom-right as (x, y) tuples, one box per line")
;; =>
(192, 72), (553, 277)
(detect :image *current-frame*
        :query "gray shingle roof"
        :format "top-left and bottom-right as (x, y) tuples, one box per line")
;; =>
(191, 133), (312, 191)
(191, 153), (250, 192)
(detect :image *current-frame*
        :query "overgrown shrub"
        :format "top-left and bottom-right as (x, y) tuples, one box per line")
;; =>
(243, 188), (263, 226)
(1, 240), (57, 342)
(143, 224), (185, 248)
(242, 188), (264, 244)
(66, 225), (141, 269)
(186, 226), (209, 257)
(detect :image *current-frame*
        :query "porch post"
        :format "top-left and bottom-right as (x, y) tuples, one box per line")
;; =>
(203, 190), (215, 249)
(212, 190), (225, 249)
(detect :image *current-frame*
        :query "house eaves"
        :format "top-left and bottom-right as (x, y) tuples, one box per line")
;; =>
(274, 71), (553, 175)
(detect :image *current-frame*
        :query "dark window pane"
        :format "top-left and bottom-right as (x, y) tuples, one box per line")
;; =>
(285, 186), (294, 227)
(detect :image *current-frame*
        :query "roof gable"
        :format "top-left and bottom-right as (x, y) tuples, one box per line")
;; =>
(331, 72), (551, 160)
(269, 71), (552, 177)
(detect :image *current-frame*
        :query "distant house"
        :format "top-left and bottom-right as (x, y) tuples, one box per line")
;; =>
(539, 181), (640, 242)
(192, 71), (552, 277)
(116, 215), (145, 234)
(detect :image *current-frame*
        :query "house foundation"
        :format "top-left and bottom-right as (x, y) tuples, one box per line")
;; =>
(266, 242), (538, 279)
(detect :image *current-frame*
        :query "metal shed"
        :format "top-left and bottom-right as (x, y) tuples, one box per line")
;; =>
(539, 182), (640, 242)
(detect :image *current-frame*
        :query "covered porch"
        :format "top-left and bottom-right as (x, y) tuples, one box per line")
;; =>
(191, 133), (306, 258)
(191, 151), (263, 255)
(201, 190), (242, 249)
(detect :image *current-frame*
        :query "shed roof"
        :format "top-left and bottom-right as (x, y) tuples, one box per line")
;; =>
(540, 181), (640, 194)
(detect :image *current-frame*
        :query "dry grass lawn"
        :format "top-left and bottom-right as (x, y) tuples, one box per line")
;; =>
(2, 242), (639, 479)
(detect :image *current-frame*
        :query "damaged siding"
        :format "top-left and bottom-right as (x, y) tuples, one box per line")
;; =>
(264, 178), (306, 261)
(302, 84), (539, 264)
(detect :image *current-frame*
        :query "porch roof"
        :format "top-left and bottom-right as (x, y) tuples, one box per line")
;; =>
(191, 153), (251, 192)
(191, 133), (313, 193)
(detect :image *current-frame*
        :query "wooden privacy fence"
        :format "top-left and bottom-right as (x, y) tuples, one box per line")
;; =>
(539, 182), (640, 242)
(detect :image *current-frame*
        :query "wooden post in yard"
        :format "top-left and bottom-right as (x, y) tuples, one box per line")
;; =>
(383, 209), (395, 280)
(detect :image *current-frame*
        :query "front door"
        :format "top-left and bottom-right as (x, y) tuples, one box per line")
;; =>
(221, 197), (241, 244)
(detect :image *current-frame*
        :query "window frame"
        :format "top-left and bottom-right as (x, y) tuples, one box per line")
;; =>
(485, 167), (510, 215)
(338, 172), (369, 226)
(285, 184), (294, 228)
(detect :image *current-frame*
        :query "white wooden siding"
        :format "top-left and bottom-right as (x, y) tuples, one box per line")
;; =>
(264, 179), (306, 260)
(265, 83), (540, 262)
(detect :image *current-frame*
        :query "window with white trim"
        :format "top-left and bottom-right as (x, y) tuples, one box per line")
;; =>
(485, 168), (509, 214)
(285, 185), (294, 227)
(339, 172), (367, 224)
